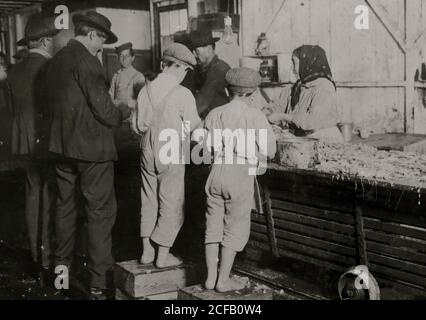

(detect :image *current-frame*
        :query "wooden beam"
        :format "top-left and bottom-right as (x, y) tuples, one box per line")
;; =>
(404, 0), (422, 133)
(336, 81), (407, 88)
(364, 0), (407, 53)
(0, 4), (28, 7)
(0, 1), (34, 4)
(149, 0), (157, 71)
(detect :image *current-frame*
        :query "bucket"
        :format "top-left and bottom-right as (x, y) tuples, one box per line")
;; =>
(338, 265), (380, 300)
(338, 123), (354, 142)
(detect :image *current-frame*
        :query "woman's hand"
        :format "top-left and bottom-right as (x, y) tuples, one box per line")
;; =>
(261, 107), (273, 117)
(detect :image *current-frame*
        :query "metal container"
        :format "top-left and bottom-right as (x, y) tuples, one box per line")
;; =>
(338, 122), (354, 142)
(338, 265), (380, 300)
(276, 138), (319, 169)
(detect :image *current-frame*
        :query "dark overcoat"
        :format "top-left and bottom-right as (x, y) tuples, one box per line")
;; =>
(194, 55), (230, 120)
(46, 39), (123, 162)
(8, 52), (50, 157)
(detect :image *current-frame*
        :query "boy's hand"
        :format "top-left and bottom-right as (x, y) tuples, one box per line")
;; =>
(128, 100), (137, 108)
(268, 113), (293, 124)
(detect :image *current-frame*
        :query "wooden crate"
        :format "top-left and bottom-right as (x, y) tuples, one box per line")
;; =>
(114, 260), (201, 299)
(115, 288), (178, 300)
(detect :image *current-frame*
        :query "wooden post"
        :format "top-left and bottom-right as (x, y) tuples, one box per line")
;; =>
(405, 0), (424, 133)
(262, 184), (280, 258)
(7, 15), (16, 63)
(355, 203), (369, 268)
(149, 0), (158, 71)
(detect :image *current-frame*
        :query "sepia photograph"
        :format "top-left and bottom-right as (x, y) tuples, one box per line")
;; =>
(0, 0), (425, 307)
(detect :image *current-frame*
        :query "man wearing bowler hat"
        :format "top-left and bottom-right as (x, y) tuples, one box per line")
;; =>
(190, 29), (230, 120)
(110, 42), (145, 109)
(8, 13), (59, 285)
(46, 11), (131, 299)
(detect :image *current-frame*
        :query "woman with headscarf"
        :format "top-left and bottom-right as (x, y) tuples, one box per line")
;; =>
(266, 45), (344, 143)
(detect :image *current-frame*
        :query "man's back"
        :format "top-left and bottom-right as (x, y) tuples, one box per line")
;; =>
(8, 53), (49, 156)
(47, 39), (123, 162)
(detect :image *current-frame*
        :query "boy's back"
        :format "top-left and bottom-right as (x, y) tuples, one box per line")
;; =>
(204, 99), (277, 161)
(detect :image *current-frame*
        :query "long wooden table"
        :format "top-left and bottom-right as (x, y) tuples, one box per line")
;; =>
(248, 163), (426, 296)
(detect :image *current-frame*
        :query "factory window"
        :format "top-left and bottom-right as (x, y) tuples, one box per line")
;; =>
(152, 0), (188, 70)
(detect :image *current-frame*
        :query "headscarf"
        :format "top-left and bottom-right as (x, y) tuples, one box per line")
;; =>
(290, 45), (336, 110)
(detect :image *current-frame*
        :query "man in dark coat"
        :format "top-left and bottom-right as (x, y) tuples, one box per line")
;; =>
(46, 11), (130, 299)
(8, 14), (59, 284)
(0, 53), (12, 167)
(189, 30), (231, 120)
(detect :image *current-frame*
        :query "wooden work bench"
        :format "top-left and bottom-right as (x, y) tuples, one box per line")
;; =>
(241, 163), (426, 298)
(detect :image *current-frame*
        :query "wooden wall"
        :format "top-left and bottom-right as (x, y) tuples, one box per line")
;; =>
(241, 0), (426, 134)
(97, 7), (151, 51)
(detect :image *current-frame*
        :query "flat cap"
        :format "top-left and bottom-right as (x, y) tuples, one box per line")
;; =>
(116, 42), (133, 54)
(226, 67), (261, 94)
(163, 43), (196, 70)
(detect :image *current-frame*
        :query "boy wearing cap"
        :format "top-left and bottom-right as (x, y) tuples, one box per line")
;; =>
(132, 43), (201, 268)
(202, 67), (277, 292)
(109, 42), (145, 109)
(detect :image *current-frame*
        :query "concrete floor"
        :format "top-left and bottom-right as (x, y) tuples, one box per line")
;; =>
(0, 245), (68, 300)
(0, 132), (203, 300)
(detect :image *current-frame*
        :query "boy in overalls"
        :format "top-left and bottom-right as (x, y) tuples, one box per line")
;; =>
(132, 43), (201, 268)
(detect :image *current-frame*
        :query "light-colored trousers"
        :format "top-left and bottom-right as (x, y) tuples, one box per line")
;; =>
(205, 163), (255, 252)
(139, 130), (185, 248)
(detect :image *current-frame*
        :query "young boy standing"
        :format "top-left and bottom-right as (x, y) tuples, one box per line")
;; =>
(202, 67), (277, 292)
(133, 43), (201, 268)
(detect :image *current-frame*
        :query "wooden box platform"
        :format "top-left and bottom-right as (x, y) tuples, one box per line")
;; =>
(115, 288), (178, 300)
(114, 260), (201, 299)
(178, 276), (274, 300)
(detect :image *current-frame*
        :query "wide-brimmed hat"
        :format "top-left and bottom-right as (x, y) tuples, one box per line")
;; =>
(17, 14), (60, 46)
(163, 43), (196, 70)
(189, 30), (220, 50)
(72, 11), (118, 44)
